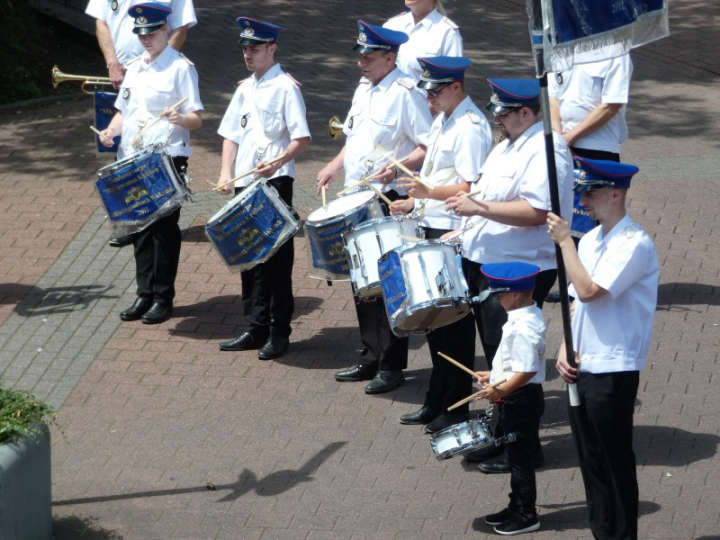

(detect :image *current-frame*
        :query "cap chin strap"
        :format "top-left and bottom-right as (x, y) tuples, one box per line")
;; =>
(470, 287), (511, 305)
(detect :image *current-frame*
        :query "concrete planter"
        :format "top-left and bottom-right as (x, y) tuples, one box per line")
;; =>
(0, 424), (51, 540)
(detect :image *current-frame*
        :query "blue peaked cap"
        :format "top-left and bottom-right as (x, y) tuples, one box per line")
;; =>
(573, 156), (639, 192)
(480, 262), (540, 294)
(417, 56), (471, 90)
(236, 17), (285, 44)
(354, 20), (408, 54)
(128, 2), (171, 34)
(486, 78), (540, 115)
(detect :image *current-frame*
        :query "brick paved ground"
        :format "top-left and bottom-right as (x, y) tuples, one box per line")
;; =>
(1, 1), (719, 538)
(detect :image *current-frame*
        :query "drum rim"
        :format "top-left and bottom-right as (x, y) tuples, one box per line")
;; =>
(305, 190), (379, 224)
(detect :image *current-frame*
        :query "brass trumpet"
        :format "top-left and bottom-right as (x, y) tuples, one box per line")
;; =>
(51, 65), (113, 94)
(328, 115), (344, 139)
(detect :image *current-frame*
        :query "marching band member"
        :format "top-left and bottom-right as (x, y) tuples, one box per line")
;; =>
(216, 17), (310, 360)
(99, 2), (203, 324)
(548, 157), (659, 540)
(389, 56), (492, 431)
(444, 78), (573, 470)
(383, 0), (463, 82)
(85, 0), (197, 248)
(475, 262), (546, 536)
(316, 20), (432, 394)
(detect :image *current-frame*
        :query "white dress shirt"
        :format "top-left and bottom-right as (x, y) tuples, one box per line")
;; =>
(342, 68), (432, 194)
(461, 121), (574, 270)
(114, 46), (203, 159)
(549, 55), (633, 154)
(85, 0), (197, 66)
(418, 95), (492, 230)
(490, 303), (547, 386)
(570, 214), (659, 373)
(217, 63), (310, 187)
(383, 9), (463, 81)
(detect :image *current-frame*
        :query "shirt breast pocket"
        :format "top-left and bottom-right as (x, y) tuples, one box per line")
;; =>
(258, 99), (285, 140)
(145, 80), (178, 116)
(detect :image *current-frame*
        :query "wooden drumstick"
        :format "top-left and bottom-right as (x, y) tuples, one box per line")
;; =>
(366, 183), (392, 206)
(399, 234), (424, 242)
(212, 155), (285, 192)
(131, 97), (188, 148)
(384, 155), (433, 190)
(337, 169), (386, 196)
(447, 378), (507, 411)
(321, 185), (327, 208)
(421, 186), (485, 214)
(89, 125), (104, 137)
(438, 351), (478, 378)
(447, 390), (483, 411)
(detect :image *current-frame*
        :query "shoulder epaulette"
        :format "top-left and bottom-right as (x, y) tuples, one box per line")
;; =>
(236, 77), (251, 87)
(395, 77), (415, 90)
(466, 111), (481, 124)
(442, 16), (459, 30)
(178, 53), (194, 66)
(126, 56), (142, 66)
(358, 76), (371, 85)
(283, 72), (302, 87)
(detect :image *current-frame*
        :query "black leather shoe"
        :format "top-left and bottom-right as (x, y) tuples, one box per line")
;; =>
(119, 297), (152, 321)
(219, 332), (265, 352)
(364, 370), (404, 394)
(400, 406), (437, 425)
(424, 411), (467, 434)
(109, 233), (136, 248)
(141, 302), (172, 324)
(258, 336), (289, 360)
(463, 444), (504, 464)
(335, 363), (377, 382)
(477, 454), (511, 474)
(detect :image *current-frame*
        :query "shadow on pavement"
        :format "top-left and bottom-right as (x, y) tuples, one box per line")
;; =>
(2, 283), (117, 317)
(52, 515), (122, 540)
(657, 281), (720, 308)
(53, 441), (345, 507)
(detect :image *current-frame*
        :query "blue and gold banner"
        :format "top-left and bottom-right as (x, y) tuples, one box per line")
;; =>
(379, 250), (407, 321)
(94, 91), (119, 153)
(528, 0), (669, 71)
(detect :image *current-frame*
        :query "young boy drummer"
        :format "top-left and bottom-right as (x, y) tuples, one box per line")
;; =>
(473, 262), (546, 536)
(215, 17), (310, 360)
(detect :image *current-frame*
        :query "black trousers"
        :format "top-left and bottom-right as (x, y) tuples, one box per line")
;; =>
(353, 189), (408, 371)
(237, 176), (294, 338)
(133, 156), (186, 304)
(570, 371), (639, 540)
(421, 226), (475, 414)
(462, 258), (556, 368)
(496, 383), (544, 513)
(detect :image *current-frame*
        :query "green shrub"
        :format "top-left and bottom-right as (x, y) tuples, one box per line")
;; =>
(0, 386), (55, 444)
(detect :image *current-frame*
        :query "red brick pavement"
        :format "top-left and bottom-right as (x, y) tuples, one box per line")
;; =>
(1, 0), (719, 538)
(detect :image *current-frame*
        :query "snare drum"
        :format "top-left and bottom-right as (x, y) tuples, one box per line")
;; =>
(304, 190), (383, 281)
(96, 146), (188, 236)
(378, 240), (470, 336)
(430, 416), (494, 460)
(344, 216), (419, 297)
(205, 179), (300, 272)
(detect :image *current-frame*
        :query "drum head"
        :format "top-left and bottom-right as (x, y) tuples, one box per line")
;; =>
(307, 190), (376, 223)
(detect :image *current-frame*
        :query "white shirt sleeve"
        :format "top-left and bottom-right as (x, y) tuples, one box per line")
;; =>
(507, 331), (543, 375)
(84, 0), (106, 20)
(283, 82), (311, 141)
(592, 232), (654, 298)
(454, 120), (491, 182)
(442, 27), (463, 57)
(169, 0), (197, 30)
(217, 86), (243, 142)
(601, 55), (632, 104)
(178, 63), (203, 113)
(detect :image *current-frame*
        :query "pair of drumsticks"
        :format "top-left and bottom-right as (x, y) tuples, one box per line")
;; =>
(439, 351), (506, 411)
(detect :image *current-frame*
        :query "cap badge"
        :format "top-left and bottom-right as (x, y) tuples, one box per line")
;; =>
(135, 7), (142, 14)
(422, 69), (431, 78)
(578, 171), (587, 180)
(137, 16), (147, 24)
(243, 27), (255, 36)
(358, 32), (367, 43)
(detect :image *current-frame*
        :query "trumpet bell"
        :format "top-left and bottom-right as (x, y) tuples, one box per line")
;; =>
(328, 115), (344, 140)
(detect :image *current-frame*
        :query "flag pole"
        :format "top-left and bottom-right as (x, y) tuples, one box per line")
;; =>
(528, 0), (580, 407)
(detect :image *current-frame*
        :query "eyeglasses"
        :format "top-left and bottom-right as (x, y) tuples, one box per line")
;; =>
(493, 107), (522, 119)
(426, 84), (451, 99)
